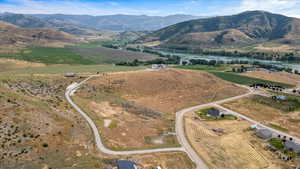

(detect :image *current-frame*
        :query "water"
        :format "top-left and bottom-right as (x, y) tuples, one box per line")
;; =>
(159, 50), (300, 71)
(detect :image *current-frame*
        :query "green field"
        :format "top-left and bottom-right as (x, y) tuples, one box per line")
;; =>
(174, 65), (231, 72)
(211, 72), (294, 88)
(0, 47), (95, 65)
(0, 64), (146, 75)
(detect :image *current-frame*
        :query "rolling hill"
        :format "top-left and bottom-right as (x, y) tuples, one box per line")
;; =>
(0, 21), (76, 52)
(0, 12), (201, 32)
(142, 11), (300, 49)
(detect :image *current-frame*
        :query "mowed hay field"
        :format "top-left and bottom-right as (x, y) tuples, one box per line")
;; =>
(222, 95), (300, 137)
(184, 112), (290, 169)
(242, 70), (300, 86)
(74, 69), (247, 150)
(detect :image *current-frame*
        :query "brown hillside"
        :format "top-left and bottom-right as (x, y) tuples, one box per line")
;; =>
(87, 69), (247, 113)
(0, 21), (76, 52)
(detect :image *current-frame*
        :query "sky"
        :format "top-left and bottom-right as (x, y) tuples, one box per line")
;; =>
(0, 0), (300, 18)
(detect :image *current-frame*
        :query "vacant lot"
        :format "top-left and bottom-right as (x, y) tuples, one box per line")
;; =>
(185, 112), (295, 169)
(74, 69), (247, 150)
(222, 95), (300, 137)
(242, 71), (300, 86)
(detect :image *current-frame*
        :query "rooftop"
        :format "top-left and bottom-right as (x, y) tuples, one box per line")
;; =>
(117, 160), (137, 169)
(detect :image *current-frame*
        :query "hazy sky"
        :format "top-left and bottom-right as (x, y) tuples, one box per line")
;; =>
(0, 0), (299, 17)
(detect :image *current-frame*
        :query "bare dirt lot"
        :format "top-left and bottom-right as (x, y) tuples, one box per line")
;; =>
(242, 70), (300, 86)
(222, 95), (300, 138)
(75, 69), (247, 150)
(185, 112), (297, 169)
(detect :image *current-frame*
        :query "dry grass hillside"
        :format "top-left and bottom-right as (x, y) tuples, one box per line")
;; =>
(88, 69), (247, 113)
(74, 69), (247, 150)
(0, 21), (76, 52)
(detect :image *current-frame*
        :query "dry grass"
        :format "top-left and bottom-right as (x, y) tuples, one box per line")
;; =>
(0, 58), (45, 72)
(184, 112), (294, 169)
(88, 69), (247, 113)
(242, 71), (300, 86)
(74, 69), (247, 150)
(222, 95), (300, 137)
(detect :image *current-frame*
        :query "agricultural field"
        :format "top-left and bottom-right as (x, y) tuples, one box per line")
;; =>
(71, 47), (158, 64)
(0, 63), (145, 75)
(174, 65), (232, 72)
(222, 95), (300, 137)
(184, 111), (297, 169)
(0, 47), (94, 65)
(242, 70), (300, 86)
(73, 69), (247, 150)
(211, 72), (294, 88)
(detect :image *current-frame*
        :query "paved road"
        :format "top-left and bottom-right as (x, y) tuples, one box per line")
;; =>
(65, 74), (300, 169)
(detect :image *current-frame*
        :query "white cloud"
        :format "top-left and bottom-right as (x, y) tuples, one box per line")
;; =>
(0, 0), (162, 16)
(0, 0), (300, 18)
(238, 0), (300, 17)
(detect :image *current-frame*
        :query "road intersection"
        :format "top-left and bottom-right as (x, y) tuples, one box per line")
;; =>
(65, 73), (299, 169)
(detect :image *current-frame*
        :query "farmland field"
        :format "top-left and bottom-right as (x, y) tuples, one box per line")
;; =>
(0, 64), (146, 75)
(242, 70), (300, 86)
(71, 47), (158, 64)
(0, 47), (94, 64)
(0, 45), (159, 65)
(211, 72), (294, 88)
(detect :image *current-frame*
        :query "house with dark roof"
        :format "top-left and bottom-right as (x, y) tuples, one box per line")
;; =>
(284, 141), (300, 153)
(117, 160), (137, 169)
(256, 129), (273, 140)
(207, 108), (222, 118)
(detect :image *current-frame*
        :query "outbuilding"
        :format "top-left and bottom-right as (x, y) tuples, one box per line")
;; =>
(117, 160), (137, 169)
(207, 108), (221, 118)
(284, 141), (300, 153)
(64, 72), (76, 77)
(256, 129), (273, 140)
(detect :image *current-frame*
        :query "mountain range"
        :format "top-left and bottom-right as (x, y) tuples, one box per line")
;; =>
(0, 12), (201, 33)
(142, 11), (300, 50)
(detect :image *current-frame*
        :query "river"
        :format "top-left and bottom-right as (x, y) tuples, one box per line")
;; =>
(159, 51), (300, 71)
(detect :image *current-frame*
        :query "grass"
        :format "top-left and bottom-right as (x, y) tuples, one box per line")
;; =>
(251, 95), (300, 113)
(268, 123), (289, 132)
(211, 72), (294, 88)
(197, 108), (237, 121)
(0, 64), (146, 75)
(269, 138), (284, 151)
(174, 65), (231, 72)
(0, 47), (94, 65)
